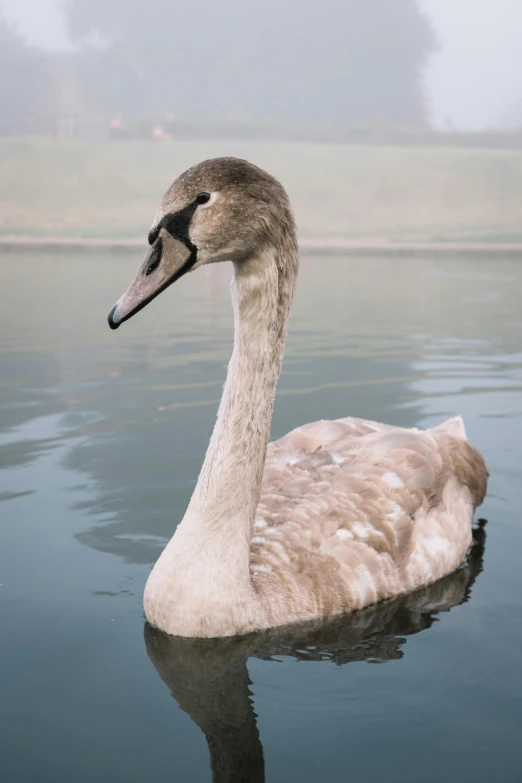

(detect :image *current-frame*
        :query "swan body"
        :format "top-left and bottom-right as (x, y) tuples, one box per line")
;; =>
(108, 157), (488, 637)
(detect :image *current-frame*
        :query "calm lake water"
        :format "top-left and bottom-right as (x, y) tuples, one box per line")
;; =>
(1, 249), (522, 782)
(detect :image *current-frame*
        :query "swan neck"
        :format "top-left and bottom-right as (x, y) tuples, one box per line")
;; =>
(188, 243), (296, 533)
(143, 236), (298, 635)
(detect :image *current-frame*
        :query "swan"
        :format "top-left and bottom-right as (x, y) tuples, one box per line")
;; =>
(108, 157), (488, 638)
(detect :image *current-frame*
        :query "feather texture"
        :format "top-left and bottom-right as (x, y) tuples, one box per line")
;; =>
(251, 416), (487, 626)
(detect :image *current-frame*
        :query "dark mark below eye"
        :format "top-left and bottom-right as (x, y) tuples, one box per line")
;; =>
(146, 238), (162, 275)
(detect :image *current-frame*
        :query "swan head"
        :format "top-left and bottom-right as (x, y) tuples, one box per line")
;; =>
(108, 156), (292, 329)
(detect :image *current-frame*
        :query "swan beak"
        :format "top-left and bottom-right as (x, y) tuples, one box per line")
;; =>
(108, 234), (196, 329)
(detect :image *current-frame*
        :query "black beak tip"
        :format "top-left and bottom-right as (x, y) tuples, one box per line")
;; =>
(108, 304), (120, 330)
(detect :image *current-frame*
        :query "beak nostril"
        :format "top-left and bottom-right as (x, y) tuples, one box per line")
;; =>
(146, 238), (162, 276)
(108, 233), (196, 331)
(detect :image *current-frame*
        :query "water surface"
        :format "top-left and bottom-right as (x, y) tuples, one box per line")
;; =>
(1, 250), (521, 782)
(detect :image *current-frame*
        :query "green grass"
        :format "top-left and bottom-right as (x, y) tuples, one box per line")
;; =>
(1, 138), (522, 242)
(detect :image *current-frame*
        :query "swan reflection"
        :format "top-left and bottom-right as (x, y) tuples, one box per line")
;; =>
(144, 522), (486, 783)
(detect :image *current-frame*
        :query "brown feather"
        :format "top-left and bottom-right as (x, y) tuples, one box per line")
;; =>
(251, 416), (488, 627)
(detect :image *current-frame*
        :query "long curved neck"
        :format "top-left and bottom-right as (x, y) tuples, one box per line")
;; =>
(144, 233), (298, 635)
(189, 246), (293, 530)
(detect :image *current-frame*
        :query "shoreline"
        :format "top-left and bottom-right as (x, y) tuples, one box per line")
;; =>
(1, 235), (521, 257)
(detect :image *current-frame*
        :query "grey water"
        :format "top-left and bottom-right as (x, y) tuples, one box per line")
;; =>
(1, 250), (521, 783)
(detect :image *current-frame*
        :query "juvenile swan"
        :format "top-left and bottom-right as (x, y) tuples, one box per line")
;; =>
(108, 157), (488, 638)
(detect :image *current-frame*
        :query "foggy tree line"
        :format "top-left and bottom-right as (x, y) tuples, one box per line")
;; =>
(1, 1), (437, 135)
(0, 16), (54, 133)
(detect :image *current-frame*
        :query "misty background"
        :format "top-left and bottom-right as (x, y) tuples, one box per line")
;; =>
(1, 0), (521, 248)
(1, 0), (521, 138)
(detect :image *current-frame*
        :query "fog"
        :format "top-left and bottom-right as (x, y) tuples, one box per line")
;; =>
(419, 0), (522, 129)
(1, 0), (520, 131)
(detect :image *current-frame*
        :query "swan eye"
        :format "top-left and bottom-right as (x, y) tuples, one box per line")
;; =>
(146, 238), (162, 275)
(195, 192), (211, 205)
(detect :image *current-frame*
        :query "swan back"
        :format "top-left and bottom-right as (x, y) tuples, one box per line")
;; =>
(251, 416), (487, 627)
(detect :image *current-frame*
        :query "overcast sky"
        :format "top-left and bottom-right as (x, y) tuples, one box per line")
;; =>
(1, 0), (520, 130)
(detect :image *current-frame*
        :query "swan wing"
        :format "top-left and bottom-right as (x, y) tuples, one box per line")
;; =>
(251, 416), (487, 625)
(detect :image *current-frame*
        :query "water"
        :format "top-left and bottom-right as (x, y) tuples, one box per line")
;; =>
(1, 249), (521, 782)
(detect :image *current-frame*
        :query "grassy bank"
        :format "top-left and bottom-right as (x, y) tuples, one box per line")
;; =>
(1, 138), (522, 243)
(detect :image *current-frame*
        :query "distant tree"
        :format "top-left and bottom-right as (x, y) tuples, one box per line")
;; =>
(62, 0), (437, 127)
(0, 16), (54, 133)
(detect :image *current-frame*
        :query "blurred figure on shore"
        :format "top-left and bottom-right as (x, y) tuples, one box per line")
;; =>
(109, 113), (126, 140)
